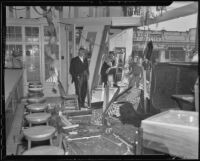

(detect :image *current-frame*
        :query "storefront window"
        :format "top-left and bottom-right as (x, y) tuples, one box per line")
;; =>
(168, 47), (185, 62)
(165, 50), (170, 59)
(170, 50), (185, 62)
(6, 26), (22, 42)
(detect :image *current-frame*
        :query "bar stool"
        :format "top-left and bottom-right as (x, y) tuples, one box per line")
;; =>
(27, 97), (46, 104)
(26, 103), (48, 113)
(28, 92), (44, 98)
(22, 145), (64, 155)
(23, 125), (56, 149)
(25, 113), (51, 127)
(28, 87), (43, 94)
(29, 83), (43, 89)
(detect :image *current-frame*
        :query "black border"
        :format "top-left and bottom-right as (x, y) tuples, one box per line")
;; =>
(2, 0), (199, 161)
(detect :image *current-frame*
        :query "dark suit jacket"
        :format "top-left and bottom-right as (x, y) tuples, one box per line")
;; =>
(70, 56), (89, 83)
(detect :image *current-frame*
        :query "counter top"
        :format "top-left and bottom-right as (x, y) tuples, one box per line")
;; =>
(4, 69), (23, 107)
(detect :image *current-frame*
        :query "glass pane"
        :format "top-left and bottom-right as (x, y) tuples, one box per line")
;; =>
(26, 45), (40, 82)
(32, 27), (39, 36)
(15, 26), (21, 34)
(165, 50), (170, 59)
(5, 45), (12, 68)
(12, 45), (23, 68)
(25, 27), (32, 42)
(44, 26), (50, 41)
(9, 33), (15, 41)
(170, 50), (185, 62)
(44, 44), (59, 82)
(9, 26), (14, 34)
(25, 27), (31, 36)
(9, 45), (15, 55)
(5, 45), (23, 68)
(15, 34), (22, 41)
(44, 26), (59, 42)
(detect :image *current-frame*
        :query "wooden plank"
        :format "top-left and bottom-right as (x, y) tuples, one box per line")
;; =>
(111, 16), (141, 26)
(148, 2), (198, 26)
(80, 25), (105, 91)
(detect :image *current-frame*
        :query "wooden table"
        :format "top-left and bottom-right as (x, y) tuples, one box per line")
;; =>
(141, 110), (199, 159)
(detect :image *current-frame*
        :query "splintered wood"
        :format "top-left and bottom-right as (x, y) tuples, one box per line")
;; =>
(65, 134), (131, 155)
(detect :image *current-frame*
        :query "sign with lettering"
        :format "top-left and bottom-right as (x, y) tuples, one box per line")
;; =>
(133, 32), (163, 42)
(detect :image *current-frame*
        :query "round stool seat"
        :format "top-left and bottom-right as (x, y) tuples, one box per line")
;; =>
(28, 87), (43, 93)
(27, 97), (46, 104)
(29, 84), (43, 88)
(26, 103), (48, 112)
(23, 125), (56, 141)
(25, 113), (51, 124)
(29, 82), (42, 88)
(23, 146), (64, 155)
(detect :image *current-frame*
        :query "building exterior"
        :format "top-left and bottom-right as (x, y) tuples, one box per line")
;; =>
(132, 28), (196, 62)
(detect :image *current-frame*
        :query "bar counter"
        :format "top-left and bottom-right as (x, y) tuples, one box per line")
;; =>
(4, 69), (23, 109)
(4, 69), (24, 143)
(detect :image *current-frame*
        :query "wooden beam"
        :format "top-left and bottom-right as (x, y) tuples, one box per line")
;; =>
(60, 17), (142, 27)
(111, 16), (141, 27)
(148, 2), (198, 25)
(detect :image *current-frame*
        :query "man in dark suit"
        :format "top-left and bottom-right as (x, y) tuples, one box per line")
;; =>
(70, 47), (89, 108)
